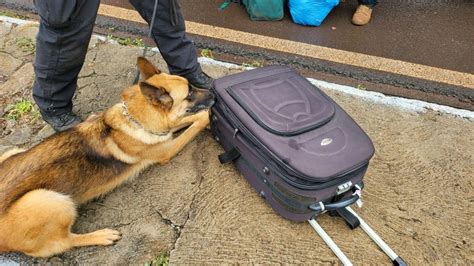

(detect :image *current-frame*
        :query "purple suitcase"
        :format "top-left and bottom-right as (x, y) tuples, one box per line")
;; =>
(210, 66), (407, 265)
(210, 66), (374, 222)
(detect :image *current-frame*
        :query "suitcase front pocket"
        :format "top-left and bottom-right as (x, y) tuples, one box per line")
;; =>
(226, 72), (335, 136)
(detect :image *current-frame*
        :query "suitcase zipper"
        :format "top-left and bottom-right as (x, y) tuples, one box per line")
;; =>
(213, 90), (371, 183)
(212, 92), (369, 189)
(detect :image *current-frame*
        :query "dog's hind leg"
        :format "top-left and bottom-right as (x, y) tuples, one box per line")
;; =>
(0, 148), (26, 163)
(0, 189), (77, 257)
(0, 189), (121, 257)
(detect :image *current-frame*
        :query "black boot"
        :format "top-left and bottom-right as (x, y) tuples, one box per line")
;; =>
(40, 109), (82, 132)
(184, 70), (214, 90)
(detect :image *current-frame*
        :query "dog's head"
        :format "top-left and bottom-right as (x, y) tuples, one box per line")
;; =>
(121, 57), (214, 133)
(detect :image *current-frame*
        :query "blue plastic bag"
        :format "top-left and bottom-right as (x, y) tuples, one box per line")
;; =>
(289, 0), (340, 26)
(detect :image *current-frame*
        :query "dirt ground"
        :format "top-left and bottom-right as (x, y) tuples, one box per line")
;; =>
(0, 22), (473, 265)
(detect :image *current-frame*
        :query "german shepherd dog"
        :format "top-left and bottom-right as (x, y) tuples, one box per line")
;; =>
(0, 57), (214, 257)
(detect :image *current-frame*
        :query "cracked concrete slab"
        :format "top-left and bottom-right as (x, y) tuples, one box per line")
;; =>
(0, 62), (33, 97)
(0, 127), (31, 145)
(1, 23), (37, 58)
(0, 52), (23, 77)
(0, 19), (473, 265)
(0, 21), (13, 39)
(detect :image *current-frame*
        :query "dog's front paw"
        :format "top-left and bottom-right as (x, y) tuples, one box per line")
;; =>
(193, 110), (210, 128)
(89, 228), (122, 245)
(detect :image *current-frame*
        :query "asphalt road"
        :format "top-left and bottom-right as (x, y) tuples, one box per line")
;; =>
(103, 0), (474, 74)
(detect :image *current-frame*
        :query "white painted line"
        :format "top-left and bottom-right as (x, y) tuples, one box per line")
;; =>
(309, 79), (474, 120)
(0, 15), (33, 25)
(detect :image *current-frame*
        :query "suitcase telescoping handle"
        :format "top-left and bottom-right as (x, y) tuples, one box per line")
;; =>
(309, 208), (407, 266)
(308, 185), (406, 266)
(345, 207), (407, 266)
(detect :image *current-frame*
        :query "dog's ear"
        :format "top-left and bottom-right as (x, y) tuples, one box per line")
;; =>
(137, 57), (161, 80)
(139, 81), (173, 111)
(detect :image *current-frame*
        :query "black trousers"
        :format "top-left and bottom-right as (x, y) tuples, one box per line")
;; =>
(33, 0), (201, 113)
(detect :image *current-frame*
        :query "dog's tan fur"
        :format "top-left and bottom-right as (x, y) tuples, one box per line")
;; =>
(0, 57), (212, 257)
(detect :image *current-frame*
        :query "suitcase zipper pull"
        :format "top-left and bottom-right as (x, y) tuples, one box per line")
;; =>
(233, 128), (239, 138)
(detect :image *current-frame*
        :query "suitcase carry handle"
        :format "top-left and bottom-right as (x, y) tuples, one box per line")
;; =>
(308, 193), (359, 213)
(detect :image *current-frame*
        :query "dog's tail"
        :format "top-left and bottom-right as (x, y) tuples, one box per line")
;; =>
(0, 189), (77, 257)
(0, 148), (26, 164)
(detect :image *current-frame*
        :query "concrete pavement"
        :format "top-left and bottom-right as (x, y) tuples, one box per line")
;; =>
(0, 20), (473, 264)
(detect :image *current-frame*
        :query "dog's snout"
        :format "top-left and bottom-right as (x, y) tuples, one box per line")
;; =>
(187, 87), (215, 113)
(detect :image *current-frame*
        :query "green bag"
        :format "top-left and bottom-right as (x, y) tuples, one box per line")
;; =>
(219, 0), (284, 21)
(241, 0), (285, 21)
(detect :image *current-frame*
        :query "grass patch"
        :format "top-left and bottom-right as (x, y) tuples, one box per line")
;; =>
(0, 10), (29, 19)
(107, 34), (145, 48)
(144, 253), (170, 266)
(200, 48), (213, 59)
(118, 37), (145, 47)
(356, 84), (366, 90)
(242, 60), (264, 68)
(5, 99), (39, 121)
(16, 37), (35, 53)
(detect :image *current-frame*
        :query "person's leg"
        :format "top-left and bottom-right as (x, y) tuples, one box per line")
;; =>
(353, 0), (377, 26)
(33, 0), (100, 131)
(129, 0), (213, 89)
